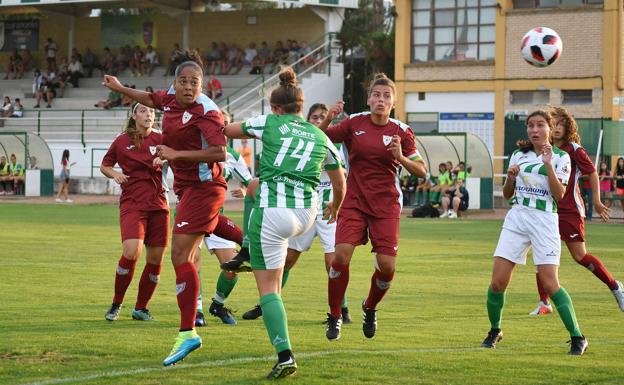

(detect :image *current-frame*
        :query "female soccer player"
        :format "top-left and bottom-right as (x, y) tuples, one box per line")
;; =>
(320, 73), (426, 341)
(101, 102), (169, 322)
(223, 67), (346, 379)
(240, 103), (352, 323)
(530, 106), (622, 316)
(103, 50), (227, 366)
(482, 109), (587, 355)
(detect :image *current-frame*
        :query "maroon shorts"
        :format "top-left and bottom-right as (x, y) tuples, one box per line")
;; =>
(174, 183), (226, 235)
(559, 214), (585, 243)
(335, 207), (400, 256)
(120, 208), (169, 246)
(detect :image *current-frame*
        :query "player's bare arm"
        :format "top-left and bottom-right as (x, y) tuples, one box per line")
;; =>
(223, 122), (252, 139)
(503, 164), (519, 200)
(388, 135), (426, 177)
(100, 165), (129, 184)
(156, 144), (226, 163)
(324, 167), (346, 224)
(588, 170), (611, 222)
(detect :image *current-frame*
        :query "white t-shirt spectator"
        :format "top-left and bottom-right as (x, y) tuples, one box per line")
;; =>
(243, 48), (257, 64)
(145, 50), (158, 64)
(68, 60), (83, 74)
(46, 41), (57, 59)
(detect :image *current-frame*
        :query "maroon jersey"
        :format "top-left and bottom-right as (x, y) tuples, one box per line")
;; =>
(326, 112), (423, 218)
(150, 88), (226, 191)
(102, 131), (168, 211)
(557, 142), (595, 218)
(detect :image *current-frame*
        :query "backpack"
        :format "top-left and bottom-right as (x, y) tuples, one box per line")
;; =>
(411, 203), (440, 218)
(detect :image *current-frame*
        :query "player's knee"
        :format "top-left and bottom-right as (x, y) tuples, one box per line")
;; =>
(224, 270), (237, 280)
(376, 260), (395, 275)
(490, 280), (507, 293)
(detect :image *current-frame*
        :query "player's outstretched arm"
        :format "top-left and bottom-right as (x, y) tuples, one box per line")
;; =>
(324, 167), (346, 224)
(588, 171), (611, 222)
(102, 75), (155, 108)
(223, 122), (252, 139)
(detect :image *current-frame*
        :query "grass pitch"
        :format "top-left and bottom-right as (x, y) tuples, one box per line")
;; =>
(1, 204), (623, 385)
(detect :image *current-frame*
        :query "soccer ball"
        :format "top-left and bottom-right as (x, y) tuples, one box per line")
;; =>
(520, 27), (563, 67)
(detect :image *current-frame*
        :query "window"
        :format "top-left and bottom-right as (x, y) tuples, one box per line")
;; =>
(510, 90), (550, 105)
(512, 0), (602, 7)
(412, 0), (496, 62)
(408, 112), (439, 132)
(418, 92), (426, 100)
(562, 90), (592, 105)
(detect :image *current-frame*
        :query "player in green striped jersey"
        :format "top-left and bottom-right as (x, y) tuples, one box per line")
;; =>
(482, 109), (587, 355)
(223, 68), (346, 379)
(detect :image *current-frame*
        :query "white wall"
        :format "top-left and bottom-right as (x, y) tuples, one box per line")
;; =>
(405, 91), (494, 113)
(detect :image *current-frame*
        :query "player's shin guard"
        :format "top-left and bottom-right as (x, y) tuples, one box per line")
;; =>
(486, 286), (505, 329)
(213, 214), (243, 246)
(259, 293), (291, 353)
(364, 269), (394, 309)
(551, 287), (582, 337)
(214, 271), (238, 304)
(113, 256), (137, 304)
(328, 261), (350, 317)
(175, 262), (199, 331)
(135, 262), (161, 309)
(578, 253), (618, 290)
(535, 272), (550, 303)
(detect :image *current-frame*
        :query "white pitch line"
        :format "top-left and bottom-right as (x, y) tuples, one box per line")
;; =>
(17, 346), (487, 385)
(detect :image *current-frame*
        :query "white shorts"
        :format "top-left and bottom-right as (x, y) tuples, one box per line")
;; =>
(204, 234), (236, 253)
(288, 216), (336, 253)
(494, 205), (561, 265)
(249, 207), (316, 270)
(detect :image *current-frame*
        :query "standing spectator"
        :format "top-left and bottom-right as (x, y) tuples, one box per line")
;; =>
(11, 98), (23, 118)
(243, 42), (257, 68)
(82, 48), (99, 78)
(143, 45), (158, 75)
(165, 43), (183, 76)
(4, 50), (23, 80)
(205, 42), (222, 75)
(68, 56), (83, 88)
(615, 157), (624, 212)
(2, 97), (14, 117)
(45, 37), (58, 73)
(7, 153), (24, 194)
(56, 149), (75, 203)
(235, 139), (252, 169)
(598, 161), (613, 208)
(205, 74), (222, 100)
(440, 178), (469, 218)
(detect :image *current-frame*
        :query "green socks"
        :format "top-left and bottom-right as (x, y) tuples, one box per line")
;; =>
(281, 269), (290, 289)
(242, 194), (254, 248)
(486, 286), (505, 329)
(342, 294), (348, 308)
(551, 287), (582, 337)
(214, 271), (238, 305)
(259, 292), (291, 353)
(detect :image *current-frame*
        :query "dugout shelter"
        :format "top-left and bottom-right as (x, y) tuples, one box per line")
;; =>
(0, 131), (54, 196)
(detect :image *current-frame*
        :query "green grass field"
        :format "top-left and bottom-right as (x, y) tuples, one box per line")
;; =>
(2, 204), (624, 385)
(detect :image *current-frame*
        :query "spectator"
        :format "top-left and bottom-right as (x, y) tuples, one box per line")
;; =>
(446, 160), (456, 180)
(165, 43), (183, 76)
(298, 41), (314, 69)
(56, 149), (75, 203)
(454, 161), (470, 181)
(7, 153), (24, 195)
(205, 74), (223, 100)
(34, 75), (57, 108)
(0, 156), (10, 194)
(71, 47), (82, 63)
(129, 45), (144, 76)
(205, 42), (222, 75)
(45, 37), (58, 73)
(598, 161), (612, 208)
(32, 69), (44, 95)
(414, 172), (433, 206)
(236, 139), (252, 169)
(145, 86), (154, 93)
(2, 96), (14, 117)
(428, 162), (453, 205)
(400, 174), (417, 206)
(82, 48), (99, 77)
(21, 49), (35, 73)
(57, 57), (70, 87)
(115, 45), (131, 74)
(46, 69), (65, 98)
(243, 42), (257, 67)
(222, 44), (243, 75)
(270, 41), (289, 73)
(4, 50), (23, 80)
(251, 41), (272, 74)
(67, 55), (83, 88)
(142, 45), (158, 75)
(11, 98), (23, 118)
(94, 89), (122, 109)
(287, 39), (300, 65)
(120, 84), (135, 107)
(102, 47), (115, 75)
(615, 157), (624, 212)
(28, 156), (39, 170)
(440, 178), (469, 218)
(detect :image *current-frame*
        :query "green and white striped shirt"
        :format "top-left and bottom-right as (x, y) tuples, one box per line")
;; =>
(508, 146), (571, 213)
(242, 114), (342, 209)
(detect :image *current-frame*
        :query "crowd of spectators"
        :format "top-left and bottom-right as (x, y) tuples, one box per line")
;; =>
(0, 154), (26, 195)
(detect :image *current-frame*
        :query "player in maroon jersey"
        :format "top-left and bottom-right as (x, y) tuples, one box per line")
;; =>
(101, 102), (169, 323)
(530, 106), (624, 316)
(103, 50), (227, 366)
(319, 73), (427, 341)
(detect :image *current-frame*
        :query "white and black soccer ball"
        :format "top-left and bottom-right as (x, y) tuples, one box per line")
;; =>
(520, 27), (563, 67)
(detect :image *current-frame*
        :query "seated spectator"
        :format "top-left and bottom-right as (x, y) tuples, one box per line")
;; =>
(142, 45), (158, 76)
(102, 47), (115, 75)
(58, 57), (70, 84)
(11, 98), (23, 118)
(32, 69), (44, 96)
(454, 161), (470, 181)
(222, 44), (243, 75)
(129, 45), (144, 76)
(440, 178), (469, 219)
(2, 97), (14, 117)
(243, 42), (258, 67)
(4, 49), (23, 80)
(428, 163), (454, 205)
(298, 40), (315, 68)
(0, 156), (10, 194)
(400, 174), (417, 206)
(251, 41), (272, 74)
(415, 172), (433, 206)
(205, 42), (222, 75)
(71, 48), (82, 63)
(145, 86), (154, 93)
(287, 39), (300, 65)
(46, 69), (65, 98)
(206, 74), (223, 100)
(120, 84), (136, 107)
(67, 55), (83, 88)
(28, 156), (39, 170)
(115, 45), (131, 75)
(82, 48), (99, 78)
(166, 43), (183, 76)
(21, 49), (35, 73)
(34, 75), (57, 108)
(7, 153), (24, 194)
(270, 41), (289, 73)
(94, 89), (122, 109)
